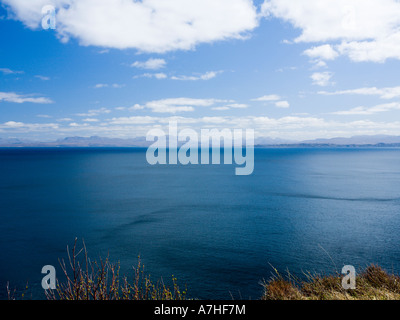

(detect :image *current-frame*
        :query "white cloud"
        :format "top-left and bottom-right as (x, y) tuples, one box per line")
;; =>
(131, 58), (166, 70)
(311, 72), (334, 87)
(94, 84), (108, 89)
(0, 92), (53, 104)
(262, 0), (400, 62)
(57, 118), (73, 122)
(337, 34), (400, 62)
(134, 73), (168, 80)
(109, 116), (160, 125)
(3, 0), (259, 53)
(83, 118), (99, 122)
(115, 104), (145, 111)
(212, 103), (248, 111)
(5, 114), (400, 140)
(251, 95), (289, 108)
(144, 98), (224, 114)
(319, 86), (400, 100)
(35, 75), (50, 81)
(76, 107), (111, 117)
(0, 68), (24, 75)
(226, 103), (249, 109)
(251, 94), (281, 102)
(331, 102), (400, 115)
(3, 121), (25, 128)
(212, 106), (230, 111)
(94, 83), (125, 89)
(303, 44), (339, 61)
(171, 71), (220, 81)
(111, 83), (125, 88)
(0, 121), (58, 130)
(275, 101), (290, 108)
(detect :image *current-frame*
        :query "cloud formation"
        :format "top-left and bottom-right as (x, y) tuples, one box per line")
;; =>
(311, 72), (334, 87)
(263, 0), (400, 62)
(3, 0), (259, 53)
(131, 58), (166, 70)
(0, 92), (53, 104)
(319, 86), (400, 100)
(171, 71), (221, 81)
(144, 98), (227, 114)
(331, 102), (400, 115)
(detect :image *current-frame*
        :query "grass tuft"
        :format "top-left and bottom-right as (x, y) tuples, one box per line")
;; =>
(262, 265), (400, 300)
(44, 238), (187, 301)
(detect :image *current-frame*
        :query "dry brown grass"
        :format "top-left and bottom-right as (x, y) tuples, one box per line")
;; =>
(7, 239), (400, 301)
(262, 265), (400, 300)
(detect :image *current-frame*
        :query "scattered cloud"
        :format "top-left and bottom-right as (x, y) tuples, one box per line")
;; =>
(76, 107), (111, 117)
(145, 98), (217, 114)
(115, 104), (145, 111)
(2, 0), (259, 53)
(262, 0), (400, 63)
(331, 102), (400, 115)
(251, 94), (281, 102)
(94, 84), (108, 89)
(212, 106), (230, 111)
(0, 92), (53, 104)
(0, 68), (24, 75)
(319, 86), (400, 100)
(57, 118), (73, 122)
(304, 45), (339, 61)
(5, 115), (400, 141)
(133, 71), (221, 81)
(141, 98), (229, 114)
(251, 94), (289, 108)
(133, 73), (168, 80)
(311, 72), (334, 87)
(94, 83), (125, 89)
(131, 58), (166, 70)
(82, 118), (99, 122)
(0, 121), (58, 130)
(35, 75), (50, 81)
(171, 71), (221, 81)
(275, 101), (290, 108)
(212, 103), (248, 111)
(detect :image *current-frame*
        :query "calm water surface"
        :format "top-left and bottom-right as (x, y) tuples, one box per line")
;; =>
(1, 148), (400, 299)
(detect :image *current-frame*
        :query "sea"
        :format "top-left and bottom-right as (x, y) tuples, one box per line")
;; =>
(0, 147), (400, 300)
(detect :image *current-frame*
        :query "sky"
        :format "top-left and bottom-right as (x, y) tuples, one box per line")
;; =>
(1, 0), (400, 141)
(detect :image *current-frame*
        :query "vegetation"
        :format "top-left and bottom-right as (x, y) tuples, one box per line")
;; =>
(7, 239), (400, 300)
(262, 265), (400, 300)
(45, 239), (187, 300)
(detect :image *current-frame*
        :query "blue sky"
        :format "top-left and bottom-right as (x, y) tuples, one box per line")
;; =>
(1, 0), (400, 141)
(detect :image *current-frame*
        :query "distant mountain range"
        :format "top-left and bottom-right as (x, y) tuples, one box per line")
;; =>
(1, 135), (400, 147)
(258, 135), (400, 147)
(0, 136), (151, 147)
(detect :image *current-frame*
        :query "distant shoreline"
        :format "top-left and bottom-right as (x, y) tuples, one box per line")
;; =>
(2, 134), (400, 148)
(1, 144), (400, 149)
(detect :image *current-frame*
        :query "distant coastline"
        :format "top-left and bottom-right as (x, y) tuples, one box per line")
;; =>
(2, 134), (400, 148)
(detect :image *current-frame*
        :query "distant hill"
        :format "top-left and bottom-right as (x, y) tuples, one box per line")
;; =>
(300, 135), (400, 145)
(0, 136), (151, 147)
(1, 134), (400, 148)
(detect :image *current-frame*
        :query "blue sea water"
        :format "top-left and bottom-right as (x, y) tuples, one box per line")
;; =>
(1, 147), (400, 300)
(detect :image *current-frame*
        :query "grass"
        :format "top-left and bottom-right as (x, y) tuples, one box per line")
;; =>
(262, 265), (400, 300)
(7, 239), (400, 300)
(43, 239), (187, 301)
